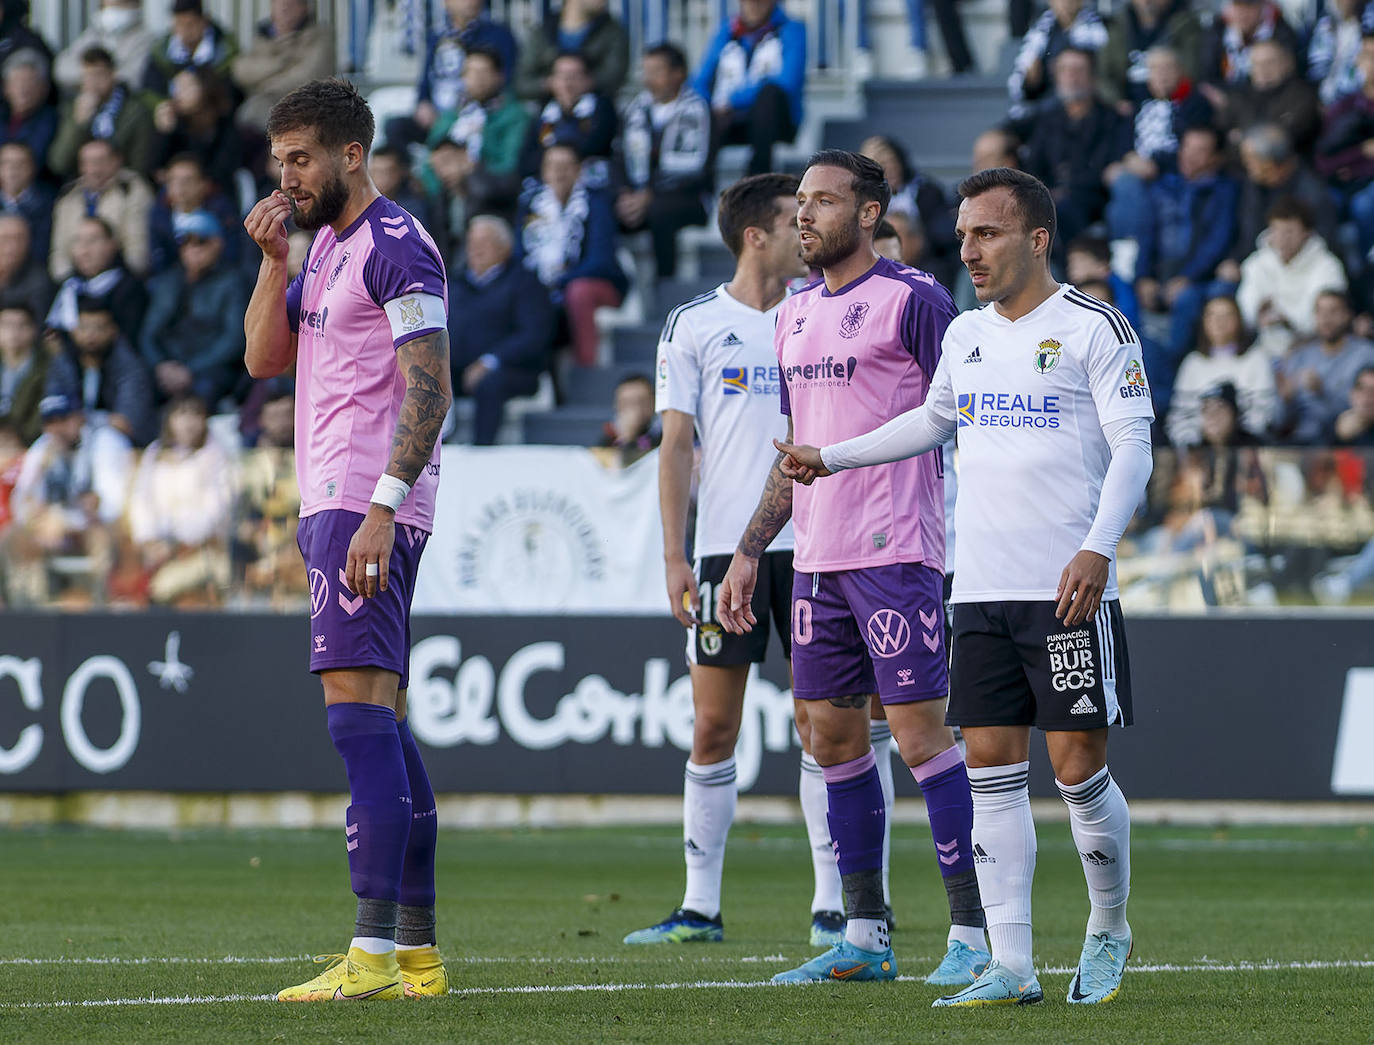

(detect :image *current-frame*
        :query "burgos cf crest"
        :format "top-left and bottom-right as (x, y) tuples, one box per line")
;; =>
(839, 301), (871, 339)
(1034, 338), (1062, 374)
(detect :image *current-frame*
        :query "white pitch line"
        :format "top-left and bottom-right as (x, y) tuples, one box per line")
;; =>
(1, 959), (1371, 1009)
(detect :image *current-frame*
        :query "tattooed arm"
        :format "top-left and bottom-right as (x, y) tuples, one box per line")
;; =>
(345, 328), (453, 599)
(716, 418), (795, 634)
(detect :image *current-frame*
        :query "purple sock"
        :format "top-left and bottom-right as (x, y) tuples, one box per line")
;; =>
(396, 718), (437, 908)
(912, 745), (985, 929)
(327, 703), (411, 908)
(823, 750), (886, 920)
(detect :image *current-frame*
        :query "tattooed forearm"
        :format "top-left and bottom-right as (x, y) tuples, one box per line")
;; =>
(737, 456), (793, 558)
(827, 693), (871, 709)
(386, 329), (452, 486)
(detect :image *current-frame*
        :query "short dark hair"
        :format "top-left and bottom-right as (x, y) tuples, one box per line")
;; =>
(267, 77), (375, 153)
(875, 219), (900, 241)
(956, 166), (1057, 252)
(1066, 235), (1109, 265)
(75, 293), (114, 316)
(1056, 45), (1097, 72)
(80, 46), (115, 68)
(1267, 195), (1313, 229)
(552, 50), (591, 73)
(645, 42), (688, 72)
(1317, 288), (1351, 309)
(616, 372), (653, 394)
(370, 143), (410, 169)
(78, 214), (117, 240)
(805, 149), (892, 220)
(1355, 365), (1374, 385)
(0, 298), (34, 319)
(464, 43), (505, 75)
(1181, 123), (1223, 152)
(164, 151), (206, 174)
(717, 172), (800, 257)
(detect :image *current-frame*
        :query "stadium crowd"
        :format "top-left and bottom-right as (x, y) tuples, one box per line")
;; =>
(0, 0), (1373, 610)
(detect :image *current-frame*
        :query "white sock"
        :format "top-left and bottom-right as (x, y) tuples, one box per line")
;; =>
(1057, 765), (1131, 937)
(968, 761), (1036, 978)
(349, 937), (395, 955)
(681, 756), (737, 918)
(845, 916), (889, 953)
(799, 751), (843, 913)
(948, 923), (988, 949)
(394, 942), (429, 952)
(870, 719), (894, 907)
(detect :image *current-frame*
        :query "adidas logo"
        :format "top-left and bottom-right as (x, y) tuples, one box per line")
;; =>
(1069, 694), (1097, 715)
(963, 346), (982, 364)
(684, 838), (703, 853)
(1080, 849), (1116, 866)
(973, 843), (996, 864)
(721, 332), (743, 347)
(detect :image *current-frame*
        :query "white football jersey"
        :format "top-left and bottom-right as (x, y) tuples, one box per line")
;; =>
(655, 284), (795, 558)
(929, 284), (1154, 602)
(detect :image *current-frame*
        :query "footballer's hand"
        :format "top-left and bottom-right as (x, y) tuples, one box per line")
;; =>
(346, 505), (396, 598)
(1055, 549), (1109, 627)
(773, 438), (830, 485)
(717, 552), (759, 634)
(245, 190), (292, 262)
(665, 556), (700, 627)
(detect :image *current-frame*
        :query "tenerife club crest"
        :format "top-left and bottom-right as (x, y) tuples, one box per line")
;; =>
(839, 301), (871, 339)
(1034, 338), (1062, 374)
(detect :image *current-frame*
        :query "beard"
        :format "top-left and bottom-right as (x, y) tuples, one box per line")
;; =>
(801, 214), (862, 271)
(288, 169), (350, 231)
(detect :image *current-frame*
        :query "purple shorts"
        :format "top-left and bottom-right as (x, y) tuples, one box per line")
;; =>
(791, 562), (948, 705)
(298, 509), (429, 690)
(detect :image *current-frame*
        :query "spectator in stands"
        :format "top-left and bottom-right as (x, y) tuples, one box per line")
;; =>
(1274, 289), (1374, 442)
(1099, 0), (1205, 110)
(1007, 0), (1108, 122)
(139, 211), (247, 409)
(1307, 0), (1370, 104)
(50, 140), (153, 281)
(425, 44), (529, 238)
(1066, 235), (1140, 326)
(234, 382), (305, 608)
(368, 145), (435, 231)
(0, 1), (52, 80)
(926, 0), (975, 75)
(970, 127), (1020, 172)
(387, 0), (517, 150)
(1236, 197), (1348, 356)
(126, 395), (234, 606)
(149, 67), (242, 191)
(147, 153), (241, 274)
(1221, 122), (1340, 278)
(859, 134), (958, 284)
(53, 0), (155, 95)
(599, 372), (659, 465)
(0, 49), (56, 172)
(1168, 293), (1277, 445)
(1131, 125), (1239, 409)
(141, 0), (238, 107)
(0, 418), (22, 538)
(3, 392), (131, 605)
(48, 46), (155, 182)
(518, 52), (618, 184)
(1213, 38), (1322, 155)
(1199, 0), (1301, 89)
(1330, 364), (1374, 444)
(693, 0), (806, 177)
(873, 218), (902, 261)
(515, 142), (626, 368)
(0, 214), (52, 320)
(1104, 45), (1212, 193)
(45, 294), (154, 446)
(0, 142), (53, 263)
(232, 0), (337, 138)
(1022, 46), (1132, 254)
(1315, 31), (1374, 264)
(0, 299), (46, 444)
(515, 0), (629, 102)
(449, 215), (555, 445)
(615, 43), (712, 281)
(46, 215), (147, 343)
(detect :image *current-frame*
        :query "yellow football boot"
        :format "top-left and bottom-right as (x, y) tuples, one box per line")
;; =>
(397, 944), (450, 997)
(276, 947), (405, 1002)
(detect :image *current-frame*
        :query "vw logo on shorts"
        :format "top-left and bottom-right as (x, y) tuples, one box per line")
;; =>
(866, 608), (911, 658)
(309, 568), (329, 619)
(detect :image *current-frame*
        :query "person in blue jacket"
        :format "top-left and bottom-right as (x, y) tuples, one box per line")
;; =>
(692, 0), (806, 176)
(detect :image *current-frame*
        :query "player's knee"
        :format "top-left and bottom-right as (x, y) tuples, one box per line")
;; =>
(692, 713), (740, 762)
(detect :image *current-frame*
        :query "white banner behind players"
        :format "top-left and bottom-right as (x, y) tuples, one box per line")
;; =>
(412, 446), (669, 614)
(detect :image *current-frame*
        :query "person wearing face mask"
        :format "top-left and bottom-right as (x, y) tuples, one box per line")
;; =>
(53, 0), (157, 94)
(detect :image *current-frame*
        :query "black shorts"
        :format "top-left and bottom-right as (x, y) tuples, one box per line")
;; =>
(688, 551), (793, 666)
(947, 600), (1133, 731)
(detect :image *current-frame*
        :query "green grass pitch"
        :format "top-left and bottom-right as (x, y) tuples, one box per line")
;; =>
(2, 821), (1370, 1043)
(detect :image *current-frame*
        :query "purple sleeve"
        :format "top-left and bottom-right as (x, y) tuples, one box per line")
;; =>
(898, 280), (957, 382)
(361, 219), (448, 309)
(779, 373), (791, 416)
(775, 307), (791, 416)
(285, 264), (306, 334)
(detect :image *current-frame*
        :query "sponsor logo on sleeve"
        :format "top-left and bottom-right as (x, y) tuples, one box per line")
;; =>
(397, 296), (425, 332)
(1119, 358), (1151, 399)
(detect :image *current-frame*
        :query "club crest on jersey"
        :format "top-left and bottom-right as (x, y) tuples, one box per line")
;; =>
(326, 250), (351, 289)
(1033, 338), (1062, 374)
(699, 624), (723, 656)
(722, 367), (748, 394)
(838, 301), (871, 339)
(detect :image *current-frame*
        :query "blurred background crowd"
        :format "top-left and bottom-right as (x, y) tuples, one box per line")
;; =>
(1, 0), (1373, 613)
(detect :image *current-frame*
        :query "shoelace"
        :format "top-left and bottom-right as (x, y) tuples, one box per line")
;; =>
(310, 953), (360, 980)
(1079, 934), (1122, 990)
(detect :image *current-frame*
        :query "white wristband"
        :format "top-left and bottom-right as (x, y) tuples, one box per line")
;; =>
(370, 473), (411, 512)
